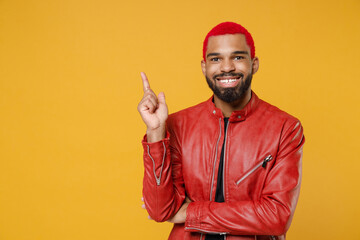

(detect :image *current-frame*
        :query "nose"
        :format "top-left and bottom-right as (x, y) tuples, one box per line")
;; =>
(220, 59), (235, 72)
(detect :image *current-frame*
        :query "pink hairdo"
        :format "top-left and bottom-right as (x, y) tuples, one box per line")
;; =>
(203, 22), (255, 61)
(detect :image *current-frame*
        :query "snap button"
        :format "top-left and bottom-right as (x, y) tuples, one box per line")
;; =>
(213, 110), (216, 114)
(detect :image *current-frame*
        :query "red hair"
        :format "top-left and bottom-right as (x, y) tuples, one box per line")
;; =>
(203, 22), (255, 61)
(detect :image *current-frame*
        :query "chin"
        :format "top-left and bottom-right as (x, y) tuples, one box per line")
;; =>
(206, 74), (252, 103)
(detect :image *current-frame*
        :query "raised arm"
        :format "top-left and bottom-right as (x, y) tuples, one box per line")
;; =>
(138, 72), (185, 222)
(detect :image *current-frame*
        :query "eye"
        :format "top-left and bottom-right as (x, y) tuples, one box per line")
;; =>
(234, 56), (245, 60)
(210, 57), (220, 62)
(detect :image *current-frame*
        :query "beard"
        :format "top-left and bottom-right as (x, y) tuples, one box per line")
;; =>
(206, 72), (252, 103)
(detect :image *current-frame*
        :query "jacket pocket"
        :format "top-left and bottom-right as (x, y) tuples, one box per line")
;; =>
(235, 155), (273, 186)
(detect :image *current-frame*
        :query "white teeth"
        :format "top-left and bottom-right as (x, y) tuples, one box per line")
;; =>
(219, 79), (237, 83)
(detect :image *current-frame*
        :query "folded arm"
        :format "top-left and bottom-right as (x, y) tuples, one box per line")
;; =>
(184, 120), (304, 236)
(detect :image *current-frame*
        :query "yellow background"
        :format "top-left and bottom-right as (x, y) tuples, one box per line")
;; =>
(1, 0), (359, 239)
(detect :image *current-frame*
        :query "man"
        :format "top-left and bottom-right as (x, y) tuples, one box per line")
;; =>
(137, 22), (304, 240)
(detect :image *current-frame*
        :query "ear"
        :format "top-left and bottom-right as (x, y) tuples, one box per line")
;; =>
(251, 57), (259, 74)
(201, 60), (206, 76)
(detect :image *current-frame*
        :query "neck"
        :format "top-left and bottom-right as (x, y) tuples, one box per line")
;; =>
(214, 90), (252, 118)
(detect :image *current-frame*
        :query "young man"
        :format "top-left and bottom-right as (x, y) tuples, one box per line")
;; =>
(137, 22), (304, 240)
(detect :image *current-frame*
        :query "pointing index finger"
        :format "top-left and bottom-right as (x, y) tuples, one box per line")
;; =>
(141, 72), (150, 92)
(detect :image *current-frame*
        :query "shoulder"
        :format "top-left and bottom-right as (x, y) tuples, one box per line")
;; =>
(251, 95), (305, 154)
(256, 97), (304, 146)
(256, 96), (301, 127)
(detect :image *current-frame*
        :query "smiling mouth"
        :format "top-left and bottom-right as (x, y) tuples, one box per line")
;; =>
(215, 73), (243, 85)
(215, 73), (243, 80)
(217, 78), (240, 83)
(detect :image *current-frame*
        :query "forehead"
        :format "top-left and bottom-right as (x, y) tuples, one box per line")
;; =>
(206, 34), (250, 54)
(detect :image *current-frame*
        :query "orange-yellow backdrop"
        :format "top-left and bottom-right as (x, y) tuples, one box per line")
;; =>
(1, 0), (359, 239)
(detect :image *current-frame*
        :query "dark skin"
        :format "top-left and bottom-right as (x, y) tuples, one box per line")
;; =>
(138, 33), (259, 222)
(201, 34), (259, 117)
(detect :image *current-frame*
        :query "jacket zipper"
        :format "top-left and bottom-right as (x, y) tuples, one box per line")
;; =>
(219, 121), (230, 240)
(222, 121), (230, 200)
(146, 142), (167, 186)
(209, 118), (222, 201)
(197, 118), (223, 239)
(201, 119), (229, 240)
(235, 154), (273, 185)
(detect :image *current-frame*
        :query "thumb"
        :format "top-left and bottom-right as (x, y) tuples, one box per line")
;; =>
(158, 92), (166, 104)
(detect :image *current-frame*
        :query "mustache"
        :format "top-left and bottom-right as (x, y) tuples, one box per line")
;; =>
(213, 73), (244, 79)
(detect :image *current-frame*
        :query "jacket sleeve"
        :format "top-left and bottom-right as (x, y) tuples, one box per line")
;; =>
(185, 120), (304, 236)
(142, 123), (186, 222)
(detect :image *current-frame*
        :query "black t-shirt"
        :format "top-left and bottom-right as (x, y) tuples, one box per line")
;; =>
(205, 117), (228, 240)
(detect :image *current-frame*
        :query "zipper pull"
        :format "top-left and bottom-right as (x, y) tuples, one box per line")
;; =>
(262, 155), (273, 168)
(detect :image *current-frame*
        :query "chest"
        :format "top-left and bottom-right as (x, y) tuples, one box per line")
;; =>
(180, 120), (281, 201)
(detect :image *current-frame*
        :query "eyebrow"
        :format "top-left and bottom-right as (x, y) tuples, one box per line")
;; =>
(206, 51), (249, 58)
(207, 52), (220, 58)
(233, 51), (249, 55)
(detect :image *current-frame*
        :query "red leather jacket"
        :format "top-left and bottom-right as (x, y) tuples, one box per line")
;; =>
(142, 92), (304, 240)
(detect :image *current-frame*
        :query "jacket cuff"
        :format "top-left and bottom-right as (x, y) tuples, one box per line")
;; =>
(185, 201), (210, 232)
(142, 131), (170, 144)
(142, 132), (170, 167)
(142, 131), (170, 157)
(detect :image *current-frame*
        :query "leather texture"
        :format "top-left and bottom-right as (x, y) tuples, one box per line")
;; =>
(142, 92), (304, 240)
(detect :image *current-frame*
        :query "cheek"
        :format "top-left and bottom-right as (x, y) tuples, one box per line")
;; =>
(236, 62), (252, 74)
(205, 64), (218, 76)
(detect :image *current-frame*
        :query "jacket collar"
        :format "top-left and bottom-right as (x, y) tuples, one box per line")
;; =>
(206, 90), (260, 122)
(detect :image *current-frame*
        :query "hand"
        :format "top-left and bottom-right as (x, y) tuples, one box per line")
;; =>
(167, 197), (192, 224)
(141, 197), (192, 223)
(141, 197), (191, 223)
(137, 72), (168, 143)
(141, 197), (153, 220)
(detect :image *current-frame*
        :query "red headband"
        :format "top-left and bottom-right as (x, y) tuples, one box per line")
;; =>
(203, 22), (255, 61)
